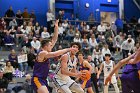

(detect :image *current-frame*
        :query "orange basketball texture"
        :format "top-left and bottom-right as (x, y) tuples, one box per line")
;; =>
(80, 70), (91, 81)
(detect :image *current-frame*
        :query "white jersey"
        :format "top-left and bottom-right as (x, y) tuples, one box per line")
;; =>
(54, 52), (77, 81)
(103, 60), (115, 77)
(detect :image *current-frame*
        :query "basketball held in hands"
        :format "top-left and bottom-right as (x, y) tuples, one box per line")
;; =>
(80, 70), (91, 81)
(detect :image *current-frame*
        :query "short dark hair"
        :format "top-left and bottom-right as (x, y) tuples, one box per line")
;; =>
(41, 39), (51, 48)
(70, 42), (81, 50)
(105, 53), (111, 57)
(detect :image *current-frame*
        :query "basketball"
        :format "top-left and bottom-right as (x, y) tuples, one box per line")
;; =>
(80, 70), (91, 81)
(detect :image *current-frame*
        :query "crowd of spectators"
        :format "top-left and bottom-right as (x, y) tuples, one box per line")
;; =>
(0, 6), (140, 92)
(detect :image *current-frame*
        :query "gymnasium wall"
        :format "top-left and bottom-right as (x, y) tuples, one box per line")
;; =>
(0, 0), (49, 26)
(124, 0), (140, 22)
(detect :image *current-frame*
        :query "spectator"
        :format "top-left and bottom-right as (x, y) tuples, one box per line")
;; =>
(8, 49), (18, 69)
(111, 21), (117, 35)
(16, 10), (23, 26)
(4, 31), (15, 50)
(22, 8), (30, 20)
(81, 38), (90, 57)
(3, 61), (14, 82)
(16, 27), (24, 47)
(65, 26), (75, 42)
(41, 27), (50, 39)
(121, 38), (135, 58)
(69, 14), (76, 25)
(30, 10), (36, 23)
(31, 37), (41, 53)
(92, 45), (102, 62)
(73, 34), (81, 43)
(5, 6), (15, 17)
(97, 22), (106, 35)
(27, 48), (36, 69)
(0, 18), (6, 30)
(89, 34), (98, 51)
(46, 9), (54, 33)
(87, 55), (99, 93)
(26, 22), (33, 34)
(0, 71), (8, 93)
(9, 18), (18, 28)
(101, 44), (111, 58)
(21, 36), (31, 53)
(74, 27), (81, 38)
(62, 20), (69, 31)
(34, 22), (40, 31)
(58, 22), (65, 44)
(18, 49), (28, 74)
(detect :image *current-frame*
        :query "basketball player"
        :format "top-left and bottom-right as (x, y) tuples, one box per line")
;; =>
(97, 53), (120, 93)
(129, 48), (140, 64)
(31, 20), (78, 93)
(105, 50), (140, 93)
(53, 42), (84, 93)
(77, 52), (94, 93)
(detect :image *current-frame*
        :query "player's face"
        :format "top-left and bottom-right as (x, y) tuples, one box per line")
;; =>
(45, 42), (52, 52)
(105, 56), (110, 61)
(71, 45), (79, 55)
(78, 54), (83, 60)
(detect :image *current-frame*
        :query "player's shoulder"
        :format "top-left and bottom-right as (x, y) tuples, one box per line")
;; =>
(61, 53), (69, 59)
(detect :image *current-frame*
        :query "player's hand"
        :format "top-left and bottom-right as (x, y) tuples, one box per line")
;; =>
(105, 75), (111, 85)
(75, 72), (82, 78)
(69, 48), (78, 52)
(55, 19), (59, 28)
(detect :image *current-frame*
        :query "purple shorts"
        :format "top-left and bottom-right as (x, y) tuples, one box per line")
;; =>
(31, 77), (48, 92)
(80, 79), (92, 88)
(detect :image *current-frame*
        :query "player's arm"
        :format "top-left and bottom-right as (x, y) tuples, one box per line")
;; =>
(46, 48), (76, 59)
(113, 62), (119, 78)
(131, 48), (140, 64)
(109, 53), (135, 77)
(51, 19), (59, 48)
(84, 60), (92, 73)
(61, 54), (80, 77)
(97, 63), (104, 79)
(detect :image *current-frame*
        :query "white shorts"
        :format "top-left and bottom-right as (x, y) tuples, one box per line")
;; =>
(53, 77), (75, 88)
(53, 77), (84, 93)
(104, 75), (117, 85)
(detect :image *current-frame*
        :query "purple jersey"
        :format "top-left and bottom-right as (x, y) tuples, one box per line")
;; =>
(33, 59), (50, 78)
(123, 61), (140, 73)
(79, 61), (91, 88)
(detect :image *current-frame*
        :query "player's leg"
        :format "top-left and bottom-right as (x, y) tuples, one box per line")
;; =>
(111, 76), (120, 93)
(69, 82), (85, 93)
(37, 86), (49, 93)
(104, 77), (109, 93)
(87, 87), (94, 93)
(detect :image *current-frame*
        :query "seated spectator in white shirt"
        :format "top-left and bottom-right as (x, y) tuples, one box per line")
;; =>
(97, 22), (106, 34)
(101, 44), (111, 58)
(89, 34), (98, 50)
(92, 45), (102, 62)
(31, 37), (41, 53)
(41, 27), (50, 39)
(9, 18), (17, 28)
(62, 20), (68, 30)
(73, 34), (81, 43)
(58, 23), (65, 44)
